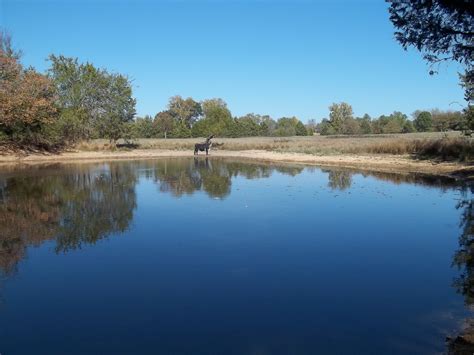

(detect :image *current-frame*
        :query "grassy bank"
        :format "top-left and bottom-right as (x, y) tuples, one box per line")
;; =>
(76, 132), (474, 162)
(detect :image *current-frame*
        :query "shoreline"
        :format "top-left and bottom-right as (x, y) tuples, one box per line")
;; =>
(0, 149), (472, 180)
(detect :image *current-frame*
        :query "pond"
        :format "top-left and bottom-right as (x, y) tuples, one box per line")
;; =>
(0, 158), (472, 354)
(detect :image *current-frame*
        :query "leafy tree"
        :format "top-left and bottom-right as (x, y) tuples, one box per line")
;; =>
(171, 121), (192, 138)
(414, 111), (433, 132)
(305, 119), (317, 135)
(167, 96), (202, 128)
(154, 110), (175, 139)
(357, 114), (372, 134)
(48, 55), (136, 144)
(259, 115), (277, 136)
(328, 102), (353, 134)
(295, 120), (308, 136)
(387, 0), (473, 102)
(274, 117), (298, 136)
(94, 73), (136, 144)
(197, 98), (234, 137)
(402, 120), (416, 133)
(0, 32), (58, 148)
(233, 114), (263, 137)
(319, 119), (336, 135)
(133, 115), (156, 138)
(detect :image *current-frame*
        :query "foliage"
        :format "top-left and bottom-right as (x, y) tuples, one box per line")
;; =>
(48, 55), (136, 144)
(414, 111), (433, 132)
(194, 98), (234, 137)
(154, 111), (175, 138)
(0, 31), (59, 149)
(167, 96), (202, 128)
(357, 114), (372, 134)
(328, 102), (353, 134)
(402, 120), (416, 133)
(387, 0), (473, 102)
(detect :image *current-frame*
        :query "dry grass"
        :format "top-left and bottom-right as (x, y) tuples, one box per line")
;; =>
(76, 131), (474, 161)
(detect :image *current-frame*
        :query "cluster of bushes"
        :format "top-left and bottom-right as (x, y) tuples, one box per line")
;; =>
(130, 96), (310, 139)
(316, 102), (471, 136)
(0, 33), (136, 150)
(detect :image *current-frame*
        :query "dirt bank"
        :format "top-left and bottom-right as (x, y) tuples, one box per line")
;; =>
(0, 149), (472, 179)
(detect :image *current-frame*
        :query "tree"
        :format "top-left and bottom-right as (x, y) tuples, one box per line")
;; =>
(295, 121), (308, 136)
(167, 96), (202, 128)
(387, 0), (473, 102)
(414, 111), (433, 132)
(0, 32), (58, 148)
(154, 111), (175, 139)
(431, 109), (463, 131)
(402, 120), (416, 133)
(133, 115), (156, 138)
(319, 119), (336, 135)
(357, 114), (372, 134)
(94, 73), (136, 144)
(197, 98), (234, 137)
(48, 55), (105, 142)
(328, 102), (353, 134)
(305, 119), (317, 135)
(274, 117), (297, 136)
(48, 56), (136, 145)
(233, 114), (263, 137)
(260, 115), (277, 136)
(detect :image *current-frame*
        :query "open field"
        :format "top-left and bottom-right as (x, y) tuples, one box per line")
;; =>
(0, 132), (473, 179)
(76, 131), (474, 161)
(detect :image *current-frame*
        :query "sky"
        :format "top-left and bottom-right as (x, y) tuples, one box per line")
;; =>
(0, 0), (466, 122)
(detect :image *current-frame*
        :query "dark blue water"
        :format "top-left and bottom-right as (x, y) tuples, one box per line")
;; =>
(0, 158), (471, 354)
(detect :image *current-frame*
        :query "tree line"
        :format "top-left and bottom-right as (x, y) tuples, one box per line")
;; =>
(313, 102), (469, 136)
(1, 30), (472, 151)
(133, 96), (309, 139)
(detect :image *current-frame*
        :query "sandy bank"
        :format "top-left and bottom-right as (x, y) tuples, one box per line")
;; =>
(0, 149), (472, 179)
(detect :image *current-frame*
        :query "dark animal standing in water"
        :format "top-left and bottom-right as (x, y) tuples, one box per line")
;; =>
(194, 135), (214, 155)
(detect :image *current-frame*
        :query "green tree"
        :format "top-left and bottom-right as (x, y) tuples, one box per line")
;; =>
(274, 117), (297, 136)
(154, 111), (175, 139)
(414, 111), (433, 132)
(94, 73), (136, 144)
(319, 119), (336, 135)
(197, 98), (234, 137)
(402, 120), (416, 133)
(167, 96), (202, 128)
(357, 114), (372, 134)
(233, 114), (263, 137)
(48, 55), (136, 144)
(328, 102), (353, 134)
(295, 120), (308, 136)
(133, 115), (156, 138)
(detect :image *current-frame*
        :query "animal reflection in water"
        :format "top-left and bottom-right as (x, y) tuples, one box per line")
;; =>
(194, 135), (214, 155)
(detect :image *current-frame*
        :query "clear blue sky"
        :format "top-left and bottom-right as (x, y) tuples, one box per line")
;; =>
(1, 0), (466, 122)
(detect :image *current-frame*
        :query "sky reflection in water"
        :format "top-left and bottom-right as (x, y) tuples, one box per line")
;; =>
(0, 158), (472, 354)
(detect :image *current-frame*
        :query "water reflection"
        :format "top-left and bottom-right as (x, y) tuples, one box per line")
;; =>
(153, 158), (304, 198)
(0, 158), (471, 353)
(0, 164), (137, 272)
(448, 186), (474, 353)
(0, 159), (465, 276)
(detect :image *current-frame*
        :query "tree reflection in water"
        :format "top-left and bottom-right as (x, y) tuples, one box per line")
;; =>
(0, 163), (137, 273)
(151, 158), (304, 199)
(448, 185), (474, 354)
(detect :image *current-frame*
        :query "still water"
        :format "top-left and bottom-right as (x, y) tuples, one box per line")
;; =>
(0, 158), (472, 354)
